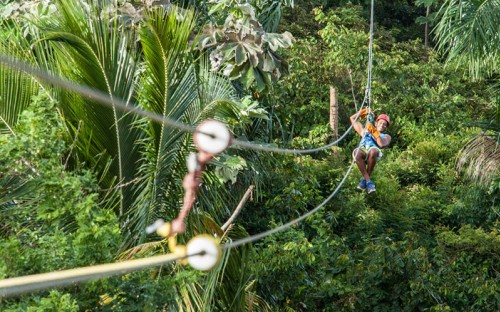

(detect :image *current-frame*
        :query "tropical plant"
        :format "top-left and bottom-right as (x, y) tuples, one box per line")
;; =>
(195, 0), (295, 94)
(0, 25), (40, 135)
(1, 0), (274, 309)
(2, 0), (499, 310)
(456, 131), (500, 190)
(0, 0), (260, 246)
(432, 0), (499, 190)
(433, 0), (500, 80)
(197, 0), (295, 32)
(0, 95), (122, 310)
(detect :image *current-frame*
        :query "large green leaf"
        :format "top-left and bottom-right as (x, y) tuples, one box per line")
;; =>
(196, 1), (295, 94)
(39, 0), (143, 217)
(0, 25), (39, 135)
(126, 6), (199, 244)
(434, 0), (500, 79)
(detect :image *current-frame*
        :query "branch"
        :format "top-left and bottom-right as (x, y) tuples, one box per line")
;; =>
(347, 67), (358, 111)
(221, 185), (255, 231)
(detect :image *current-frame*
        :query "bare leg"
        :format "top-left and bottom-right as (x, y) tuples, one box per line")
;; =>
(354, 148), (370, 181)
(366, 149), (379, 177)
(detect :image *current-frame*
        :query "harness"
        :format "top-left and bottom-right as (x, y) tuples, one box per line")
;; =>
(353, 131), (387, 161)
(360, 131), (386, 149)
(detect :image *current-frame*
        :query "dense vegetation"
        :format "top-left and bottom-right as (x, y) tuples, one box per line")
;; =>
(0, 0), (498, 311)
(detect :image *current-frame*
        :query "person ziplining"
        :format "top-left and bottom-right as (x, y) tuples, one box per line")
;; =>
(350, 108), (391, 193)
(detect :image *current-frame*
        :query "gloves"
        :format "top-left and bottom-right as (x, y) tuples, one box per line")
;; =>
(366, 122), (380, 139)
(358, 108), (369, 118)
(359, 109), (375, 121)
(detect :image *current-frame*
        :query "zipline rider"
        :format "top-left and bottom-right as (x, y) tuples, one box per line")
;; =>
(350, 108), (391, 194)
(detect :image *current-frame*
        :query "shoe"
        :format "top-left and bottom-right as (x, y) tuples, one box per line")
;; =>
(366, 180), (376, 194)
(357, 178), (367, 191)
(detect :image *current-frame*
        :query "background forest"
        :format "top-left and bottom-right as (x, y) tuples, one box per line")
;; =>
(0, 0), (498, 311)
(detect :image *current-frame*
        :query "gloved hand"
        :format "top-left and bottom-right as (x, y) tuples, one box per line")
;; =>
(366, 122), (380, 139)
(358, 108), (369, 118)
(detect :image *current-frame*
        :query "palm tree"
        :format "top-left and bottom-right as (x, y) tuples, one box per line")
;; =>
(127, 5), (240, 245)
(15, 0), (239, 246)
(0, 25), (40, 135)
(433, 0), (499, 189)
(433, 0), (499, 80)
(1, 1), (271, 309)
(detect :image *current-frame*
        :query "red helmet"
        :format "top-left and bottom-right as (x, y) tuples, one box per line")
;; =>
(376, 114), (390, 126)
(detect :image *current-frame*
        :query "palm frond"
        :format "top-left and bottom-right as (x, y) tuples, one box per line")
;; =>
(0, 23), (40, 135)
(40, 0), (143, 217)
(433, 0), (500, 79)
(259, 1), (284, 33)
(245, 283), (273, 312)
(124, 6), (200, 245)
(177, 283), (205, 312)
(187, 54), (239, 122)
(457, 134), (500, 188)
(0, 174), (39, 210)
(118, 240), (166, 260)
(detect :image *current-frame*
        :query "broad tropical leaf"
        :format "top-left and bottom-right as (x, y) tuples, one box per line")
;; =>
(127, 6), (200, 244)
(40, 0), (143, 217)
(433, 0), (500, 79)
(0, 24), (39, 135)
(457, 134), (500, 189)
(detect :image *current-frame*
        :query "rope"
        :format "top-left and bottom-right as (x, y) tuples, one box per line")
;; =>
(0, 0), (379, 296)
(0, 55), (360, 155)
(223, 0), (378, 248)
(224, 158), (357, 249)
(367, 0), (375, 110)
(234, 100), (368, 154)
(0, 251), (200, 298)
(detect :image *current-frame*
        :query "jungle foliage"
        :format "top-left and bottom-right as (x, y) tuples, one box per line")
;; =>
(0, 0), (498, 311)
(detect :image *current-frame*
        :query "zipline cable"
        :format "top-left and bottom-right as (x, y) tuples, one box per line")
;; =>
(0, 152), (358, 298)
(0, 251), (200, 298)
(0, 55), (363, 155)
(224, 157), (357, 249)
(0, 0), (379, 297)
(0, 155), (357, 298)
(366, 0), (375, 108)
(224, 0), (378, 248)
(0, 56), (197, 135)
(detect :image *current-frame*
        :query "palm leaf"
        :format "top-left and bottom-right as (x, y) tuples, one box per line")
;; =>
(118, 240), (166, 260)
(0, 174), (39, 210)
(0, 24), (40, 135)
(125, 6), (199, 245)
(188, 55), (241, 123)
(39, 0), (143, 217)
(457, 134), (500, 188)
(177, 282), (206, 311)
(433, 0), (500, 79)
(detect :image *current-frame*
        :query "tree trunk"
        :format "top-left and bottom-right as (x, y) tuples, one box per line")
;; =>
(330, 86), (338, 139)
(425, 6), (430, 47)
